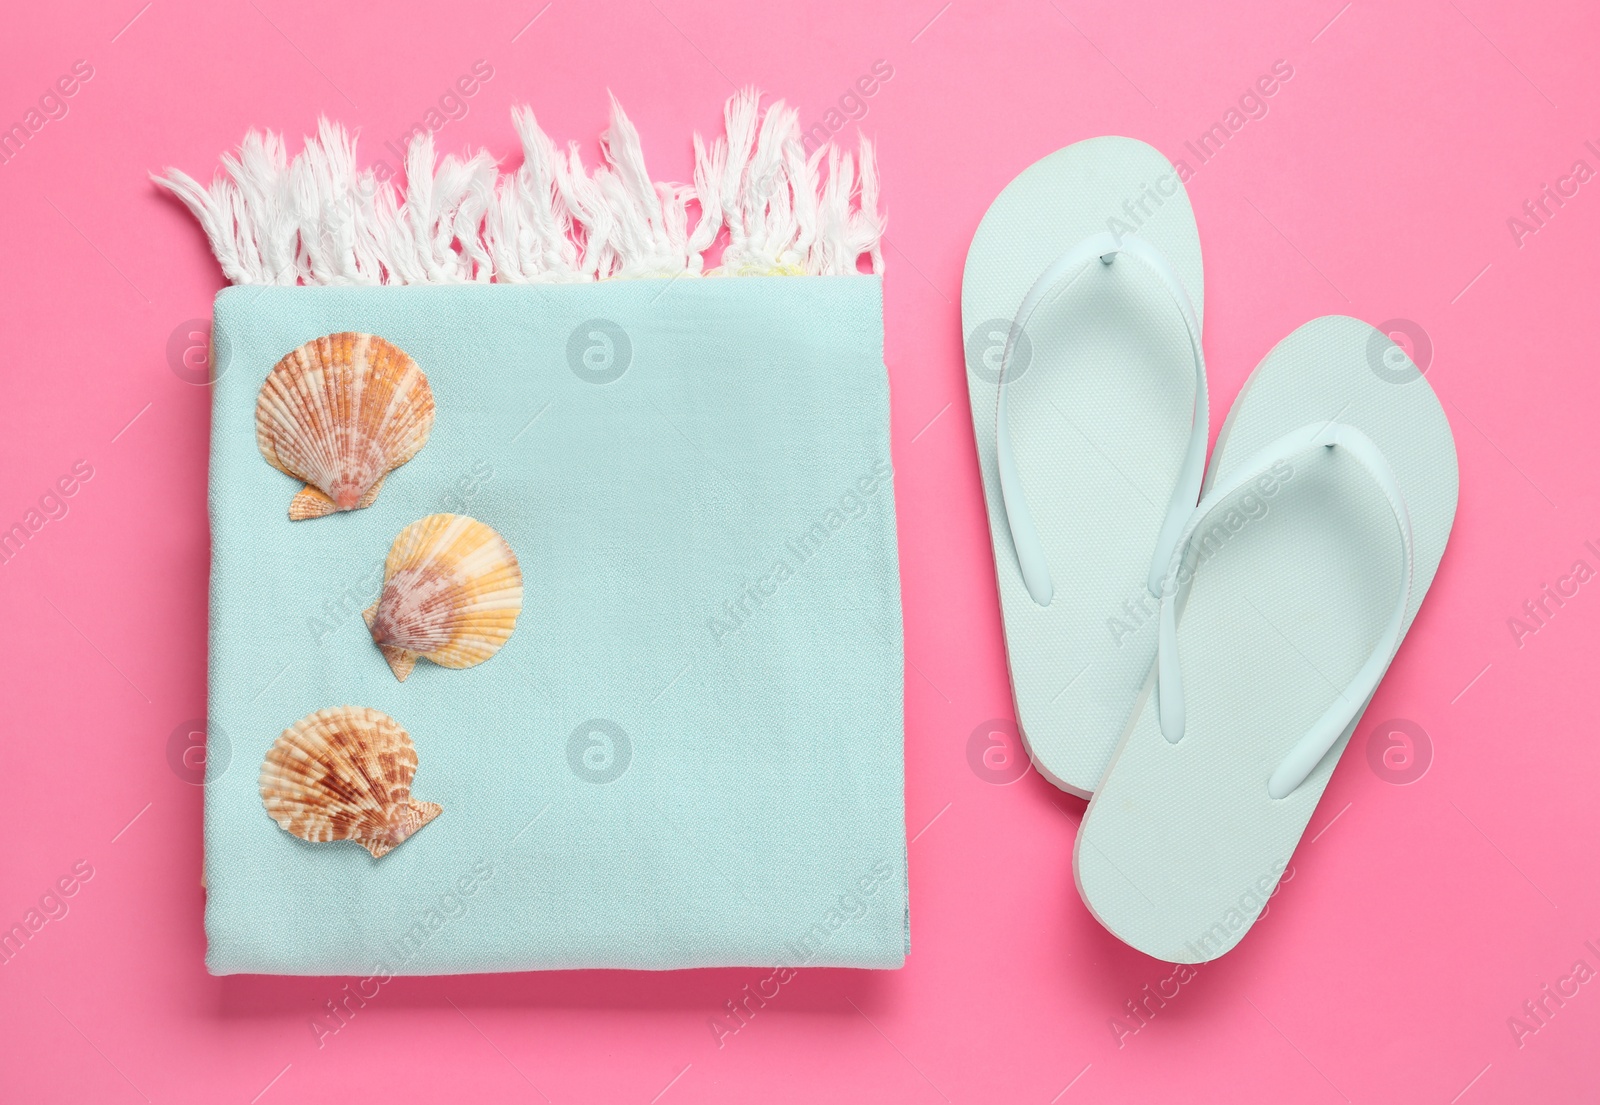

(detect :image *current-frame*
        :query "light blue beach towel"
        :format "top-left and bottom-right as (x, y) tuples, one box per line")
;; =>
(163, 92), (907, 974)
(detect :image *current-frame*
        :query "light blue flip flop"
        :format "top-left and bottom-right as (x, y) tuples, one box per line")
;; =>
(1074, 315), (1459, 961)
(962, 137), (1207, 796)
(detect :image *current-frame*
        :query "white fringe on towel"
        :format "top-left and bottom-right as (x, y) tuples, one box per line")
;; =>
(155, 89), (883, 285)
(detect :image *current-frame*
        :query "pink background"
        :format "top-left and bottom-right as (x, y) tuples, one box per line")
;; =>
(2, 0), (1597, 1100)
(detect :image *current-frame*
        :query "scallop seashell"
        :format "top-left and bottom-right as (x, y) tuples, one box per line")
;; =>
(259, 706), (441, 858)
(256, 332), (435, 520)
(363, 514), (523, 682)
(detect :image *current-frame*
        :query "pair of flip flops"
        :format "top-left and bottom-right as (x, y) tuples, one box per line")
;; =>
(962, 138), (1459, 962)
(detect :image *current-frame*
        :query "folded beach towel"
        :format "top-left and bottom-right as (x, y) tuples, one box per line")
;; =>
(160, 92), (908, 974)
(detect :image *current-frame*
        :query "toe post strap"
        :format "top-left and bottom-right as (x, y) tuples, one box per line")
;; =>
(994, 231), (1207, 608)
(1153, 421), (1415, 799)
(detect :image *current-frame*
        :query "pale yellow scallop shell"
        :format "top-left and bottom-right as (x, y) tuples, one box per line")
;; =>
(259, 706), (441, 859)
(256, 332), (435, 520)
(363, 514), (523, 682)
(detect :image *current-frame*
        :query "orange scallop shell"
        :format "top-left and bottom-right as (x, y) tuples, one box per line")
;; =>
(256, 332), (435, 520)
(364, 514), (523, 682)
(259, 706), (441, 858)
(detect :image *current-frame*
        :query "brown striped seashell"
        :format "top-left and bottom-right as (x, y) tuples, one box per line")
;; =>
(259, 706), (441, 859)
(364, 514), (523, 682)
(256, 332), (435, 520)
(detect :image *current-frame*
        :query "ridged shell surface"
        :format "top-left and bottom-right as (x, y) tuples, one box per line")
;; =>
(256, 332), (435, 519)
(364, 514), (523, 681)
(259, 706), (441, 858)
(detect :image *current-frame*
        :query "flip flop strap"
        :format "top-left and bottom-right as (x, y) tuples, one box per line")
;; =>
(995, 231), (1208, 607)
(1155, 422), (1416, 799)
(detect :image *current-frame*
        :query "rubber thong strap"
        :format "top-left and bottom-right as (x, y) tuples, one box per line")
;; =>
(1153, 422), (1415, 799)
(994, 231), (1208, 607)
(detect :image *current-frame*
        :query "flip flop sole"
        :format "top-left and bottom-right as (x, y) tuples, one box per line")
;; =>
(962, 137), (1204, 796)
(1075, 315), (1458, 961)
